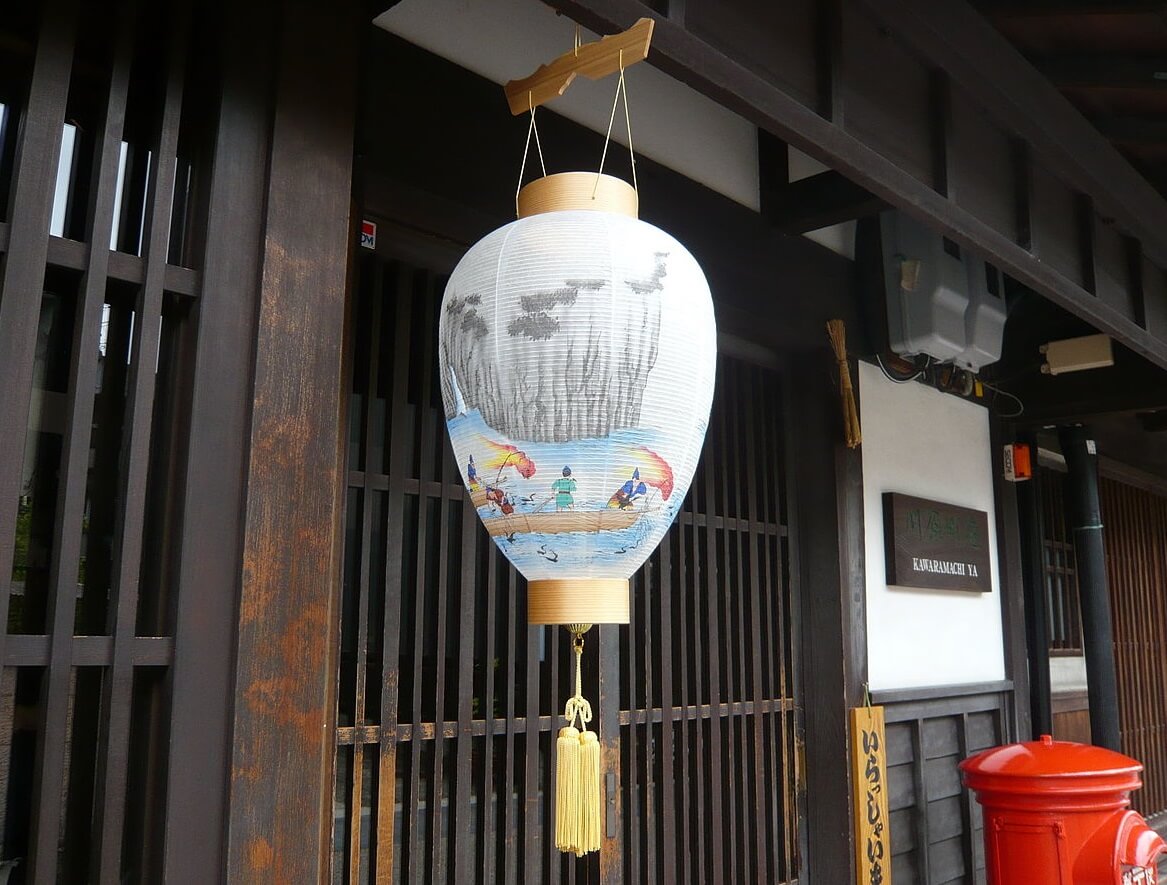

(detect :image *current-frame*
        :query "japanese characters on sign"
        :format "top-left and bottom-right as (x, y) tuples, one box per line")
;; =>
(1122, 865), (1157, 885)
(883, 492), (992, 593)
(851, 705), (892, 885)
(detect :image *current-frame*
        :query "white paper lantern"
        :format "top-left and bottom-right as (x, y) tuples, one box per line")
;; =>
(439, 172), (716, 624)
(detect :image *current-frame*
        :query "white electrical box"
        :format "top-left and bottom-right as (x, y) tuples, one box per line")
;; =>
(880, 211), (1006, 372)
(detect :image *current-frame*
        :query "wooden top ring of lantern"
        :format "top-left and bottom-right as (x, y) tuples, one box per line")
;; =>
(518, 172), (639, 220)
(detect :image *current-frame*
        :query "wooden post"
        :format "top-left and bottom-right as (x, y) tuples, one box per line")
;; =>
(1015, 432), (1052, 738)
(161, 1), (275, 879)
(788, 358), (867, 883)
(225, 0), (360, 881)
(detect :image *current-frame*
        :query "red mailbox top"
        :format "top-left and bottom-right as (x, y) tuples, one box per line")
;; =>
(961, 735), (1143, 781)
(960, 735), (1145, 812)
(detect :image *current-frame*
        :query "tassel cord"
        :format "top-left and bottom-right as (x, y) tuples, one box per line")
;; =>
(562, 627), (593, 733)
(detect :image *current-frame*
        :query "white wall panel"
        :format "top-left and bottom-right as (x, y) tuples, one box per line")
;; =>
(859, 360), (1006, 690)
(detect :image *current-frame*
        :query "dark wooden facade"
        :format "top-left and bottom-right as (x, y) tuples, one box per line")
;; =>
(1034, 465), (1167, 821)
(0, 1), (361, 881)
(335, 240), (802, 883)
(4, 0), (1167, 882)
(1099, 474), (1167, 821)
(874, 683), (1013, 884)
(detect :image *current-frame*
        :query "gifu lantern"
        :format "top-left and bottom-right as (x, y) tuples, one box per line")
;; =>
(439, 172), (715, 624)
(438, 18), (716, 856)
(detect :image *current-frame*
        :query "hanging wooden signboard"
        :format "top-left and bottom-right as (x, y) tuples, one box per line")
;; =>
(851, 705), (891, 885)
(883, 492), (992, 593)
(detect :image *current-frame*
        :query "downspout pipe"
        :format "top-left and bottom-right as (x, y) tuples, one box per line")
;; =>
(1057, 425), (1122, 751)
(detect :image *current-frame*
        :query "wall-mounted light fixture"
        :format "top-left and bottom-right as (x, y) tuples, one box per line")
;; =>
(1040, 333), (1114, 375)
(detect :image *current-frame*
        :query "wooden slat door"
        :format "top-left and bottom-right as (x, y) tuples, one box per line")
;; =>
(1099, 476), (1167, 819)
(614, 353), (799, 884)
(331, 229), (801, 884)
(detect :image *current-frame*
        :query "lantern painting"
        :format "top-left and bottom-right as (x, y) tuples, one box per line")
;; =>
(439, 175), (716, 625)
(437, 16), (716, 857)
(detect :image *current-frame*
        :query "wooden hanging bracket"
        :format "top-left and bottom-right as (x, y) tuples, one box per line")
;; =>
(504, 17), (654, 115)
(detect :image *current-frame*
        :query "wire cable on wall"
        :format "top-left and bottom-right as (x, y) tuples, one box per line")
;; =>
(980, 381), (1024, 418)
(875, 352), (926, 384)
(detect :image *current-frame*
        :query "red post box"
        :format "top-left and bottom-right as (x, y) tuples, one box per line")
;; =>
(960, 734), (1167, 884)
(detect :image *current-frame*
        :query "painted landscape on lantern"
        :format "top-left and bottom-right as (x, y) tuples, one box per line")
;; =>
(437, 209), (717, 580)
(446, 409), (684, 577)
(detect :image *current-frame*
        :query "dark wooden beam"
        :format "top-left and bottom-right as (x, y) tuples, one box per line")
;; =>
(858, 0), (1167, 269)
(161, 1), (275, 878)
(1126, 235), (1148, 329)
(224, 0), (360, 881)
(1088, 115), (1167, 146)
(1078, 193), (1098, 295)
(1138, 409), (1167, 431)
(787, 356), (867, 885)
(990, 420), (1034, 741)
(757, 128), (789, 221)
(977, 1), (1167, 18)
(544, 0), (1167, 373)
(816, 0), (844, 123)
(762, 169), (886, 234)
(1010, 367), (1167, 425)
(931, 69), (955, 200)
(1012, 430), (1051, 738)
(1036, 54), (1167, 90)
(1014, 139), (1036, 252)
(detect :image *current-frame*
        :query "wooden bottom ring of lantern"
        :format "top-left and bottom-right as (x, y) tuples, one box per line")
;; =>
(527, 578), (630, 625)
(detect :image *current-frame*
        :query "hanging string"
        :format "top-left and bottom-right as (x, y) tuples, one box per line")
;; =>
(594, 49), (638, 199)
(515, 91), (548, 217)
(621, 58), (638, 194)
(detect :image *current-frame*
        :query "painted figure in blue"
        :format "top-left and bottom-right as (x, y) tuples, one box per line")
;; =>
(551, 466), (577, 511)
(609, 468), (648, 510)
(466, 454), (478, 488)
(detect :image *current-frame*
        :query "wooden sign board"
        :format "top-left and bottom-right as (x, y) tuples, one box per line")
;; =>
(851, 705), (891, 885)
(883, 492), (992, 593)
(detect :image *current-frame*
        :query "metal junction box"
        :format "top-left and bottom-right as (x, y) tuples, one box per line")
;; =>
(880, 210), (1007, 372)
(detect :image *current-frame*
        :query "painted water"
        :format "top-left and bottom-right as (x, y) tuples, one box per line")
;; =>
(448, 409), (686, 580)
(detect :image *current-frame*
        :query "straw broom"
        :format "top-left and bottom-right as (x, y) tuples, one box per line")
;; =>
(826, 319), (862, 448)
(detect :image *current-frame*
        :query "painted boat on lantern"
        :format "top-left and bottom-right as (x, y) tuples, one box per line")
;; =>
(480, 506), (654, 538)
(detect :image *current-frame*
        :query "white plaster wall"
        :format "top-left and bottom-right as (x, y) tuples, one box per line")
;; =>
(1051, 655), (1088, 694)
(375, 0), (760, 210)
(859, 360), (1006, 690)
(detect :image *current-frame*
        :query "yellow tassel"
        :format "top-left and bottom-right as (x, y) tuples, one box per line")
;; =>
(555, 624), (603, 856)
(577, 729), (602, 856)
(555, 725), (581, 853)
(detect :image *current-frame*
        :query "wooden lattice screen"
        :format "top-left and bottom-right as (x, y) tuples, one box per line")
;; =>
(1099, 476), (1167, 819)
(1039, 471), (1084, 654)
(0, 1), (202, 879)
(332, 238), (801, 884)
(1041, 468), (1167, 818)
